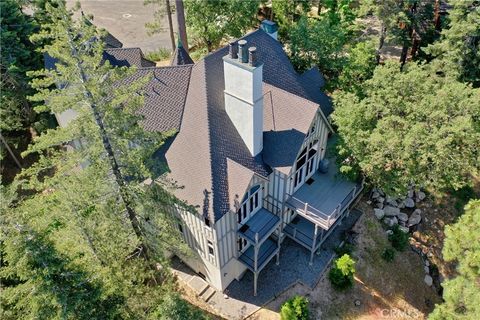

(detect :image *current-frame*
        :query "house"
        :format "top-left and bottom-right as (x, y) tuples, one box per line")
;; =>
(49, 21), (363, 297)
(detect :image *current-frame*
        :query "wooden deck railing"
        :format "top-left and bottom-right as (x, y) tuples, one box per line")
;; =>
(286, 178), (364, 230)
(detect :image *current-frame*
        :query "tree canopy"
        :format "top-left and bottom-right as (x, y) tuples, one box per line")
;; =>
(184, 0), (260, 52)
(429, 200), (480, 319)
(332, 61), (480, 195)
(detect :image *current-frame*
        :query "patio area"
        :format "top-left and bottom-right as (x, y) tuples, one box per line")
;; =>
(204, 208), (363, 319)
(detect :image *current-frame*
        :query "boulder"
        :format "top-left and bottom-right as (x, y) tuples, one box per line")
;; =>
(424, 266), (430, 274)
(386, 196), (398, 207)
(397, 212), (409, 222)
(398, 225), (409, 233)
(384, 205), (400, 216)
(424, 275), (433, 286)
(385, 216), (398, 227)
(372, 191), (380, 199)
(407, 189), (414, 198)
(377, 196), (385, 204)
(374, 208), (385, 220)
(398, 201), (405, 209)
(376, 202), (384, 209)
(425, 260), (430, 267)
(408, 209), (422, 227)
(386, 230), (394, 236)
(404, 197), (415, 208)
(416, 190), (426, 201)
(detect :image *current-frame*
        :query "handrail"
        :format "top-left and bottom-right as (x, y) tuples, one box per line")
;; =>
(286, 181), (363, 229)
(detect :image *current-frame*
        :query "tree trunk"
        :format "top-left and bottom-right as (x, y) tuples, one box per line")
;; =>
(410, 29), (420, 59)
(376, 22), (386, 64)
(434, 0), (441, 32)
(165, 0), (175, 52)
(175, 0), (188, 52)
(400, 43), (409, 69)
(65, 30), (151, 261)
(0, 132), (22, 169)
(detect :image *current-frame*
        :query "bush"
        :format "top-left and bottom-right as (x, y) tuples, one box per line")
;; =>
(328, 254), (355, 290)
(280, 295), (309, 320)
(150, 293), (208, 320)
(388, 225), (409, 251)
(334, 243), (354, 256)
(382, 247), (395, 262)
(145, 47), (171, 62)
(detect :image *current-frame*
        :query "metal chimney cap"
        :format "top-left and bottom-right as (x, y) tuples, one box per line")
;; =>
(238, 40), (247, 46)
(229, 41), (238, 59)
(248, 47), (258, 67)
(248, 47), (257, 52)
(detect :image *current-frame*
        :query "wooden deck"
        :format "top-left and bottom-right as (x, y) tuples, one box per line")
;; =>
(238, 208), (280, 244)
(286, 162), (363, 229)
(238, 237), (279, 272)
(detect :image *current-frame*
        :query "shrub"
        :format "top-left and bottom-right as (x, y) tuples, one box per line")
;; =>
(280, 295), (309, 320)
(145, 47), (171, 62)
(334, 243), (354, 256)
(382, 247), (395, 262)
(328, 254), (355, 290)
(388, 225), (409, 251)
(151, 293), (208, 320)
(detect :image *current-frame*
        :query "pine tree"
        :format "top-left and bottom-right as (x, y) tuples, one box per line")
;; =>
(429, 200), (480, 319)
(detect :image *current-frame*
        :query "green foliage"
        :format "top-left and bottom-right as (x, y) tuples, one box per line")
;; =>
(145, 47), (171, 62)
(272, 0), (311, 40)
(150, 293), (210, 320)
(450, 185), (476, 214)
(336, 39), (377, 93)
(1, 3), (192, 318)
(381, 247), (395, 262)
(429, 200), (480, 319)
(328, 254), (355, 290)
(280, 295), (310, 320)
(388, 225), (409, 252)
(332, 61), (480, 196)
(0, 0), (40, 132)
(334, 242), (354, 256)
(427, 0), (480, 87)
(143, 0), (175, 36)
(184, 0), (260, 52)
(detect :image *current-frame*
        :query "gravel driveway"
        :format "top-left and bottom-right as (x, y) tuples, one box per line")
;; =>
(67, 0), (175, 53)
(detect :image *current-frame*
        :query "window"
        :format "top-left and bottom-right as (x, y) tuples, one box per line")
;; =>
(236, 185), (262, 224)
(238, 238), (247, 252)
(204, 217), (211, 227)
(207, 240), (214, 256)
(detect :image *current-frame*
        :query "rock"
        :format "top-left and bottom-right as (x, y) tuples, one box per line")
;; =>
(398, 201), (405, 209)
(404, 197), (415, 208)
(378, 189), (385, 196)
(407, 190), (414, 198)
(408, 210), (422, 227)
(424, 266), (430, 274)
(386, 196), (398, 207)
(376, 202), (384, 209)
(397, 212), (409, 222)
(377, 196), (385, 204)
(384, 205), (400, 216)
(424, 275), (433, 286)
(385, 217), (398, 227)
(367, 200), (372, 205)
(416, 190), (426, 201)
(372, 191), (380, 199)
(386, 230), (394, 236)
(398, 225), (409, 233)
(374, 208), (385, 220)
(425, 260), (430, 267)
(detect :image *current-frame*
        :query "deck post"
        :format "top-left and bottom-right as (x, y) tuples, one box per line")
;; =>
(310, 224), (319, 265)
(254, 272), (258, 296)
(276, 226), (281, 265)
(304, 202), (308, 214)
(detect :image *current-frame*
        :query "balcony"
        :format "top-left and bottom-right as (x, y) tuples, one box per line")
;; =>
(238, 237), (279, 272)
(285, 163), (363, 230)
(238, 208), (280, 244)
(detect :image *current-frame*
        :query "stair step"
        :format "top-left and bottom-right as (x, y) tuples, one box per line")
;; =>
(197, 283), (210, 297)
(202, 287), (216, 302)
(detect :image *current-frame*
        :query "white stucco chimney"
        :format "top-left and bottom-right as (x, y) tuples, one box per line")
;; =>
(223, 40), (263, 156)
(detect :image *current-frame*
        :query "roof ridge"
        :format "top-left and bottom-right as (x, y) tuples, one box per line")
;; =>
(136, 64), (193, 71)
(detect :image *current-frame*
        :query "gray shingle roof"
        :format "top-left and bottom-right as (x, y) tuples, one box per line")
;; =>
(103, 32), (123, 48)
(103, 48), (156, 68)
(163, 29), (330, 221)
(120, 65), (192, 132)
(171, 45), (194, 66)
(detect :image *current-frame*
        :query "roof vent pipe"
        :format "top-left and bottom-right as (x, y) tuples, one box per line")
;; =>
(229, 41), (238, 59)
(248, 47), (257, 67)
(238, 40), (248, 63)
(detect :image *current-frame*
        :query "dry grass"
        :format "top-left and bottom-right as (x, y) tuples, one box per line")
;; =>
(249, 202), (441, 320)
